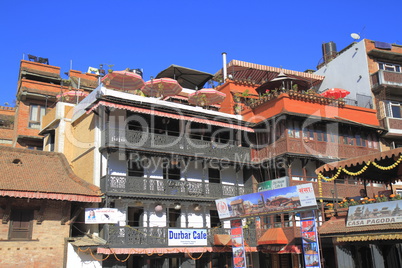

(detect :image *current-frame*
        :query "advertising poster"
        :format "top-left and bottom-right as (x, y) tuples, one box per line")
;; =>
(231, 219), (247, 268)
(216, 183), (317, 220)
(347, 199), (402, 227)
(85, 208), (120, 224)
(168, 229), (207, 246)
(300, 211), (321, 268)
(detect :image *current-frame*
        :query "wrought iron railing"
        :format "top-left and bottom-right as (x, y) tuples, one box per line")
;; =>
(100, 175), (250, 199)
(105, 226), (259, 248)
(102, 128), (250, 162)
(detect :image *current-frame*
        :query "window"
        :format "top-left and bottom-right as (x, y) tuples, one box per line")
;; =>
(316, 125), (327, 142)
(208, 168), (220, 184)
(210, 210), (220, 228)
(386, 101), (402, 119)
(128, 160), (144, 177)
(378, 62), (401, 72)
(29, 104), (46, 129)
(163, 164), (180, 180)
(9, 209), (34, 240)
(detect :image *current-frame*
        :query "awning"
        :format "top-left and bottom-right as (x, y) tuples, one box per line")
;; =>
(260, 244), (302, 254)
(97, 246), (258, 255)
(88, 101), (254, 132)
(316, 148), (402, 182)
(214, 234), (232, 246)
(0, 190), (101, 203)
(258, 228), (289, 245)
(214, 59), (324, 86)
(337, 233), (402, 242)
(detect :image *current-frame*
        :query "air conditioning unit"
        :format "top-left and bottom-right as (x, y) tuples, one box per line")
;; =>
(87, 67), (100, 75)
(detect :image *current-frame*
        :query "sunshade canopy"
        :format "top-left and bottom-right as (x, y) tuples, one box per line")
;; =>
(155, 65), (213, 90)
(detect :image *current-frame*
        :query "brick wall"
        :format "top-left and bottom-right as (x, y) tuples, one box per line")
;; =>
(0, 198), (71, 268)
(365, 39), (402, 74)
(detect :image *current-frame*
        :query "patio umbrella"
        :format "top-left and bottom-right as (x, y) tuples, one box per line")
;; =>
(141, 78), (182, 97)
(57, 90), (88, 103)
(188, 89), (226, 106)
(320, 88), (350, 99)
(101, 70), (145, 92)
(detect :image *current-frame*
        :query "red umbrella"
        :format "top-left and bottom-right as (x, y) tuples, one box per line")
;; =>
(188, 89), (226, 106)
(141, 78), (182, 97)
(101, 70), (145, 92)
(320, 88), (350, 99)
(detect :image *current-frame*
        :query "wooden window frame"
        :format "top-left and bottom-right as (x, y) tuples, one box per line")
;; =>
(8, 209), (34, 240)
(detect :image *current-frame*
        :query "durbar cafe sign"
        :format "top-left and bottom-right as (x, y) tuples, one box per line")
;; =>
(168, 229), (207, 246)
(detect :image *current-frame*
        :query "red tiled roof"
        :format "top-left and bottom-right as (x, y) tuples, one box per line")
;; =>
(258, 228), (289, 245)
(0, 146), (101, 202)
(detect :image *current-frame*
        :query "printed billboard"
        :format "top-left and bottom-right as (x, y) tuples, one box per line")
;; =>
(231, 219), (247, 268)
(300, 211), (321, 268)
(215, 183), (317, 220)
(347, 199), (402, 227)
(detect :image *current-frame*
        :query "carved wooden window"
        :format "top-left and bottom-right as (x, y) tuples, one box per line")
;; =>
(8, 209), (34, 240)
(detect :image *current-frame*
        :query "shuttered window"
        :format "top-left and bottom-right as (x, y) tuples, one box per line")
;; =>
(8, 209), (34, 240)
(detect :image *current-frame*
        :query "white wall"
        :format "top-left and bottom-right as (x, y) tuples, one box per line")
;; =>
(66, 243), (102, 268)
(187, 207), (204, 228)
(315, 40), (372, 100)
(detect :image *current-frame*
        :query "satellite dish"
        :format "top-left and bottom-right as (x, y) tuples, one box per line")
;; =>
(351, 33), (361, 40)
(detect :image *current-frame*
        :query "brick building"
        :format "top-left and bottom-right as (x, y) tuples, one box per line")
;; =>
(0, 106), (15, 146)
(0, 146), (101, 268)
(0, 56), (99, 150)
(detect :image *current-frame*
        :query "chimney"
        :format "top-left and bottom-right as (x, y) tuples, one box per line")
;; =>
(222, 52), (227, 82)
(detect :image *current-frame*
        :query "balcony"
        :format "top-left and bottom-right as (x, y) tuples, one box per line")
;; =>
(20, 60), (61, 81)
(102, 128), (251, 162)
(100, 175), (249, 199)
(252, 137), (379, 161)
(371, 70), (402, 95)
(105, 226), (258, 248)
(380, 117), (402, 137)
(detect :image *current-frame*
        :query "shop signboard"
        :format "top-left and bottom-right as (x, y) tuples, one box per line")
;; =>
(347, 200), (402, 227)
(168, 229), (207, 246)
(257, 176), (289, 192)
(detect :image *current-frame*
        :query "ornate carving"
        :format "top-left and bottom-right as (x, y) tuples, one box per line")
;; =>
(103, 175), (247, 199)
(104, 128), (250, 162)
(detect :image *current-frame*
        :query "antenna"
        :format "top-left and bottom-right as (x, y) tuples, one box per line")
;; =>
(351, 33), (361, 41)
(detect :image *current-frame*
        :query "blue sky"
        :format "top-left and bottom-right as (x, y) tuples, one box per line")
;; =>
(1, 0), (401, 106)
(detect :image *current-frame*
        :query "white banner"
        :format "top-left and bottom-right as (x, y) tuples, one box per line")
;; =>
(85, 208), (121, 224)
(168, 229), (207, 246)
